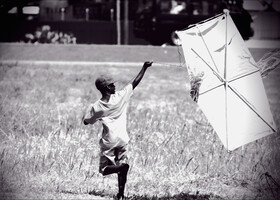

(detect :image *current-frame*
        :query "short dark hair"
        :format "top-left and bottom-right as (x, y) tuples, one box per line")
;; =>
(95, 75), (114, 92)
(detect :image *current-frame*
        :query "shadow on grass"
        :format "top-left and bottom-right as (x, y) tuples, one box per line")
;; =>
(88, 191), (224, 200)
(125, 193), (224, 200)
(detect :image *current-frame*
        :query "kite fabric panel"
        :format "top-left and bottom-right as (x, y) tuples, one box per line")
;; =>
(177, 13), (276, 151)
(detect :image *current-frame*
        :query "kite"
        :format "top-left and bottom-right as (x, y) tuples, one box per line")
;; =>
(176, 10), (277, 151)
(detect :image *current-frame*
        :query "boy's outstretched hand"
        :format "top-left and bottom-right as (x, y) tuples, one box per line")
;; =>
(143, 61), (153, 68)
(132, 61), (153, 89)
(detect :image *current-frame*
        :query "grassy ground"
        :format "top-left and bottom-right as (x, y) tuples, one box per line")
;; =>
(0, 44), (279, 200)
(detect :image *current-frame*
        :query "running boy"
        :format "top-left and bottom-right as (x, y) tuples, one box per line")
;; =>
(83, 61), (153, 200)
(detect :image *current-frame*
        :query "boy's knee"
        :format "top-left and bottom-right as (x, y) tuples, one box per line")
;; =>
(120, 163), (129, 173)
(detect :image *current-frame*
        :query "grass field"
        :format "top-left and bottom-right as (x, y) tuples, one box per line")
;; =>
(0, 44), (280, 200)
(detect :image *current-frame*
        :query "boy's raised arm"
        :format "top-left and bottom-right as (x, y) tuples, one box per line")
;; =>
(132, 61), (153, 90)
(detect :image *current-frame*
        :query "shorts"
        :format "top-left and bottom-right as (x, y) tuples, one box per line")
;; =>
(99, 145), (128, 175)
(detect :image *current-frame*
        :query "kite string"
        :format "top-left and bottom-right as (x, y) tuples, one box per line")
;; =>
(152, 62), (182, 68)
(125, 50), (186, 87)
(153, 45), (186, 68)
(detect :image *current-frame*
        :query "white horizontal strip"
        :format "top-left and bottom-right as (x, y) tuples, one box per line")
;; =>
(0, 60), (181, 68)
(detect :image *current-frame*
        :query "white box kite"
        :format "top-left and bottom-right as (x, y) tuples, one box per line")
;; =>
(176, 11), (276, 151)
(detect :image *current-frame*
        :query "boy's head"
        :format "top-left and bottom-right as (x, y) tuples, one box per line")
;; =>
(95, 75), (116, 94)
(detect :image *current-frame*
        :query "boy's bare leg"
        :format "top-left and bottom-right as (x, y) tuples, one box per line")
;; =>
(117, 164), (129, 199)
(103, 164), (129, 199)
(103, 165), (124, 175)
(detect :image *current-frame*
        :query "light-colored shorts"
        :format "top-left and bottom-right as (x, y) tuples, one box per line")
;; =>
(99, 145), (128, 175)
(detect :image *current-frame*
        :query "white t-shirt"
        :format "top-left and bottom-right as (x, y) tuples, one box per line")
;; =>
(89, 84), (133, 149)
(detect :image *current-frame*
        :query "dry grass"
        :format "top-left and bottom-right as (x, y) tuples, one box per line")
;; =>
(0, 59), (279, 200)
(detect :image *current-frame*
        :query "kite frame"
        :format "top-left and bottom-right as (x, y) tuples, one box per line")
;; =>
(178, 10), (276, 150)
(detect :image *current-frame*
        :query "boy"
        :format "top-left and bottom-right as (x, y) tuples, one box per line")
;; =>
(83, 61), (153, 199)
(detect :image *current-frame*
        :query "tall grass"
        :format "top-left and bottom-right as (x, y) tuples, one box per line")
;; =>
(0, 63), (279, 199)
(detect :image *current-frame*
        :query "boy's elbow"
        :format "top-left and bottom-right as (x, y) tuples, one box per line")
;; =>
(84, 119), (89, 125)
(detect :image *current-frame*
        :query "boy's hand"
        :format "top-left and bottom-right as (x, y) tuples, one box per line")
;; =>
(143, 61), (153, 68)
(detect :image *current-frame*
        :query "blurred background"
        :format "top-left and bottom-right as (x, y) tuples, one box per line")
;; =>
(0, 1), (280, 199)
(0, 0), (279, 45)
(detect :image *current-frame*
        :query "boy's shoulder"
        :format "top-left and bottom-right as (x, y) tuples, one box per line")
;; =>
(118, 83), (133, 93)
(114, 84), (133, 98)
